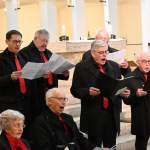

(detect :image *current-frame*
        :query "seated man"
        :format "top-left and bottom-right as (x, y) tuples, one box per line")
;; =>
(32, 88), (99, 150)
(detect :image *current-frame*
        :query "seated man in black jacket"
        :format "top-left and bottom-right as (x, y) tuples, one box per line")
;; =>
(32, 88), (102, 150)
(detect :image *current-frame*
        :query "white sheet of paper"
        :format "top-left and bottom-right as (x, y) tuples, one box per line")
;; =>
(107, 49), (126, 64)
(22, 54), (75, 79)
(48, 53), (75, 74)
(115, 87), (128, 96)
(22, 62), (47, 79)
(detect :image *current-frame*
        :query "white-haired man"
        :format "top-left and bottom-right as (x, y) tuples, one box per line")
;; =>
(20, 29), (69, 118)
(32, 88), (104, 150)
(123, 52), (150, 150)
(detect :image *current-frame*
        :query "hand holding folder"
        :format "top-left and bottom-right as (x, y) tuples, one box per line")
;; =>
(96, 73), (137, 97)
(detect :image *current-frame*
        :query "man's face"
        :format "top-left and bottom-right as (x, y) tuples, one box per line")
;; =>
(6, 34), (22, 54)
(34, 34), (49, 52)
(96, 31), (109, 44)
(137, 57), (150, 73)
(47, 92), (68, 115)
(91, 46), (109, 65)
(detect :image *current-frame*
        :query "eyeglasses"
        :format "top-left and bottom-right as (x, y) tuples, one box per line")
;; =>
(50, 97), (68, 102)
(9, 40), (23, 45)
(140, 60), (150, 64)
(95, 50), (109, 55)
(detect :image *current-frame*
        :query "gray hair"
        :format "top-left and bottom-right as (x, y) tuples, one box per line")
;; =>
(34, 29), (49, 39)
(0, 109), (24, 130)
(45, 88), (65, 105)
(91, 40), (107, 52)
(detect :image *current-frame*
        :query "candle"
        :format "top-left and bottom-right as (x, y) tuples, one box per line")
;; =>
(61, 24), (66, 35)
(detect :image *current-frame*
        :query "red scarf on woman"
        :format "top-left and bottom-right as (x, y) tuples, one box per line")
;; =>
(5, 132), (29, 150)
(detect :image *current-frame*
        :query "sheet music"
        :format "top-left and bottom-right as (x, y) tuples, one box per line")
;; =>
(48, 53), (75, 74)
(107, 49), (126, 64)
(22, 54), (75, 79)
(22, 62), (47, 79)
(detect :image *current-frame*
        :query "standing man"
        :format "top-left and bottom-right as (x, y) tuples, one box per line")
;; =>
(123, 52), (150, 150)
(82, 28), (130, 76)
(70, 40), (130, 148)
(0, 30), (31, 139)
(20, 29), (69, 118)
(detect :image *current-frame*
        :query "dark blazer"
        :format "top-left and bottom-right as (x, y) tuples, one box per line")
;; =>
(70, 57), (122, 136)
(32, 108), (94, 150)
(0, 131), (30, 150)
(0, 49), (31, 118)
(123, 68), (150, 136)
(82, 46), (131, 77)
(20, 42), (69, 117)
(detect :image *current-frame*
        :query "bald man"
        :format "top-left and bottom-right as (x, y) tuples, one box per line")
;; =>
(82, 28), (131, 77)
(123, 52), (150, 150)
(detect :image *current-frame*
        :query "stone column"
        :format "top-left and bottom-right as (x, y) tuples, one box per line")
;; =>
(71, 0), (86, 40)
(141, 0), (150, 51)
(5, 0), (19, 30)
(39, 0), (58, 41)
(108, 0), (118, 36)
(104, 0), (118, 36)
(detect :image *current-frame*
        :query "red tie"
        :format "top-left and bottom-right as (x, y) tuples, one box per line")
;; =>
(15, 56), (27, 94)
(40, 52), (53, 85)
(144, 74), (147, 81)
(58, 115), (69, 135)
(99, 65), (109, 109)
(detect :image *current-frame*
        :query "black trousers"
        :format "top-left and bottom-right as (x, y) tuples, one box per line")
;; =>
(135, 135), (149, 150)
(88, 111), (117, 149)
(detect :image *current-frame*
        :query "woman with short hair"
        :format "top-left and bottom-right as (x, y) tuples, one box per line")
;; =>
(0, 109), (30, 150)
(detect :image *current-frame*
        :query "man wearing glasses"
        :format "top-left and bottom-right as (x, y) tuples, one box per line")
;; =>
(123, 52), (150, 150)
(0, 30), (31, 140)
(32, 88), (102, 150)
(71, 40), (130, 149)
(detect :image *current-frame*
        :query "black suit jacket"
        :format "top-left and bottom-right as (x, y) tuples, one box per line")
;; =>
(82, 46), (131, 77)
(0, 49), (31, 118)
(0, 131), (30, 150)
(20, 42), (69, 117)
(32, 108), (94, 150)
(123, 68), (150, 136)
(70, 57), (122, 136)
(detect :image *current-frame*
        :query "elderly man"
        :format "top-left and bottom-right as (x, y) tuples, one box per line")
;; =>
(20, 29), (69, 118)
(0, 109), (30, 150)
(123, 52), (150, 150)
(82, 28), (130, 77)
(32, 88), (102, 150)
(71, 40), (130, 148)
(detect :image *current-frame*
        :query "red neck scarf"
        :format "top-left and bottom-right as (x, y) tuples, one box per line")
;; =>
(5, 131), (29, 150)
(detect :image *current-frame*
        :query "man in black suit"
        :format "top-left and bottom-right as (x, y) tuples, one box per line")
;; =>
(32, 88), (100, 150)
(123, 52), (150, 150)
(20, 29), (69, 118)
(71, 40), (130, 148)
(0, 30), (32, 140)
(82, 28), (130, 76)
